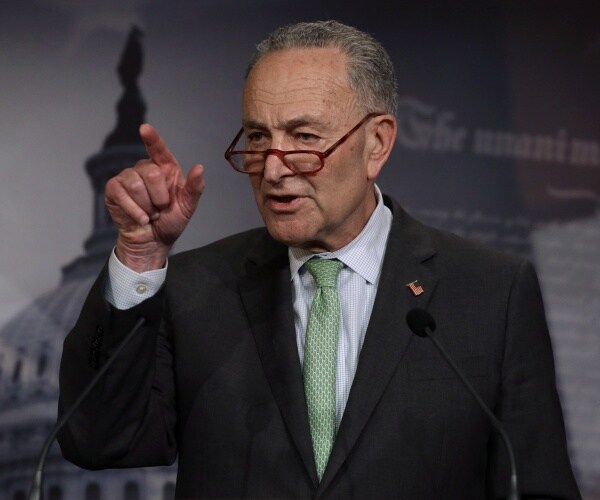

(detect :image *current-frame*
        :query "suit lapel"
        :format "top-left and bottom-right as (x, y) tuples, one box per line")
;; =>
(238, 236), (319, 487)
(318, 199), (439, 493)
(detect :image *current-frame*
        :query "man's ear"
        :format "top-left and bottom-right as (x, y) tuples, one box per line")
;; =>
(365, 114), (397, 179)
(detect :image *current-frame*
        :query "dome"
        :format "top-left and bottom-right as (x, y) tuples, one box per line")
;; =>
(0, 26), (177, 500)
(0, 275), (96, 409)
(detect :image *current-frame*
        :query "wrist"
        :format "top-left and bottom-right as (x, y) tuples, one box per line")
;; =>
(114, 239), (169, 273)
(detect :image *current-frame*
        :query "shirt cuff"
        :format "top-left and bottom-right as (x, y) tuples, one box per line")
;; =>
(105, 249), (168, 310)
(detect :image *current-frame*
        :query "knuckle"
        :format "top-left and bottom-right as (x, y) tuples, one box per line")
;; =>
(108, 167), (135, 190)
(111, 189), (131, 206)
(133, 159), (151, 169)
(105, 177), (118, 192)
(144, 165), (163, 183)
(128, 178), (145, 193)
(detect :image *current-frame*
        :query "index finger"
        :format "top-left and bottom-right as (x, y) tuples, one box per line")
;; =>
(140, 123), (179, 168)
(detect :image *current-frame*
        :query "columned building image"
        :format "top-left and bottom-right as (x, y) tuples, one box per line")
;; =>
(0, 28), (176, 500)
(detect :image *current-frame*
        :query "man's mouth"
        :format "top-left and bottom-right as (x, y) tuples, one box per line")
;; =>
(271, 195), (298, 203)
(265, 194), (303, 211)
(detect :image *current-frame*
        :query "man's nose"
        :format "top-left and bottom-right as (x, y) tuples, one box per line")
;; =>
(263, 150), (293, 183)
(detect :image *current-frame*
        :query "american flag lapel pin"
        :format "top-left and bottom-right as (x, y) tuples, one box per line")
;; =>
(406, 280), (425, 296)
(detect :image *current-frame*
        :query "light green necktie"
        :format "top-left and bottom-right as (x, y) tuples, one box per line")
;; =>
(303, 258), (344, 481)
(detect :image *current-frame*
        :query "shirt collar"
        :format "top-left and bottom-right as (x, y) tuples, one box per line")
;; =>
(288, 184), (392, 284)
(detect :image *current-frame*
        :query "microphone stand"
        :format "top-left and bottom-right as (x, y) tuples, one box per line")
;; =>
(422, 327), (519, 500)
(406, 308), (519, 500)
(28, 317), (146, 500)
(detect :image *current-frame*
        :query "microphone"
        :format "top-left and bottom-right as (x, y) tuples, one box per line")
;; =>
(28, 317), (146, 500)
(406, 308), (520, 500)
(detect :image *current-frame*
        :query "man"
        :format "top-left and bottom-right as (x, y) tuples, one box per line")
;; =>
(58, 20), (581, 498)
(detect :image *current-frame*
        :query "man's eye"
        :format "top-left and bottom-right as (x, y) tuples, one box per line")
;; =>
(297, 133), (319, 143)
(247, 132), (265, 142)
(245, 132), (269, 148)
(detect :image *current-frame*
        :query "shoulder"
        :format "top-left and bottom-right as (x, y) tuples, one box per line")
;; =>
(171, 227), (269, 262)
(384, 194), (529, 284)
(166, 227), (285, 281)
(429, 224), (524, 273)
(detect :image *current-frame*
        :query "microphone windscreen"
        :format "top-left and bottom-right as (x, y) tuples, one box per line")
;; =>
(406, 308), (436, 337)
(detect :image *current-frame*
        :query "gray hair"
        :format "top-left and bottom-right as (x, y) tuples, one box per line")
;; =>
(246, 20), (398, 116)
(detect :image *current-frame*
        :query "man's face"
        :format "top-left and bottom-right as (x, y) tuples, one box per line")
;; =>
(243, 47), (386, 253)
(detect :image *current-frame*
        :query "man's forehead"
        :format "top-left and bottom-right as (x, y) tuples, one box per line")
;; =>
(246, 47), (350, 88)
(245, 77), (351, 103)
(242, 87), (358, 128)
(244, 49), (355, 108)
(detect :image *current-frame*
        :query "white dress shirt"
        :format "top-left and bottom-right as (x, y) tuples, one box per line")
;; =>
(288, 186), (391, 425)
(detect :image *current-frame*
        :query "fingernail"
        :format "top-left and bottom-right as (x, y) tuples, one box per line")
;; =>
(150, 212), (160, 221)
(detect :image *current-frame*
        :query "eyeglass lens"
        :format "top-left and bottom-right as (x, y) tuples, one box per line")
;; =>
(229, 151), (322, 173)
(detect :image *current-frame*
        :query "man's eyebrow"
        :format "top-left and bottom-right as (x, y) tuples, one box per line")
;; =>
(242, 119), (267, 130)
(284, 116), (322, 129)
(242, 116), (325, 131)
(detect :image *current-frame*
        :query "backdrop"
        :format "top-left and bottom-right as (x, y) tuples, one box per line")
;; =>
(1, 1), (598, 499)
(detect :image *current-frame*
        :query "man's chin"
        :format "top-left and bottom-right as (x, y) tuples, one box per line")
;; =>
(264, 221), (310, 248)
(265, 225), (330, 253)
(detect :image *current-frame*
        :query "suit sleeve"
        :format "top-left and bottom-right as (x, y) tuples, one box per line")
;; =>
(486, 260), (581, 499)
(57, 267), (177, 469)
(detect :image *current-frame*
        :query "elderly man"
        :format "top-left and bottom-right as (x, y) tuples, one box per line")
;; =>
(58, 20), (581, 498)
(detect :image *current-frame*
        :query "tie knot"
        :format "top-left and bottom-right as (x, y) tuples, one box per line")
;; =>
(305, 258), (343, 288)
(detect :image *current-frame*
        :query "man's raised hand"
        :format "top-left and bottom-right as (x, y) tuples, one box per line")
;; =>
(105, 124), (205, 272)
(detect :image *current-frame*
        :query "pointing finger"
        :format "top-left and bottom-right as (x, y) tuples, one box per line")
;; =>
(140, 123), (180, 169)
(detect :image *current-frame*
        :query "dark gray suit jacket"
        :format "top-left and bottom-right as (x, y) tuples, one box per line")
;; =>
(58, 196), (581, 499)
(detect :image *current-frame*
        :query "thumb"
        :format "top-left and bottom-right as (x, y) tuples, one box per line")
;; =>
(179, 164), (206, 216)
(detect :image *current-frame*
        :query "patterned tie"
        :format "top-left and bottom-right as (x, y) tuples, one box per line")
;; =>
(303, 257), (344, 481)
